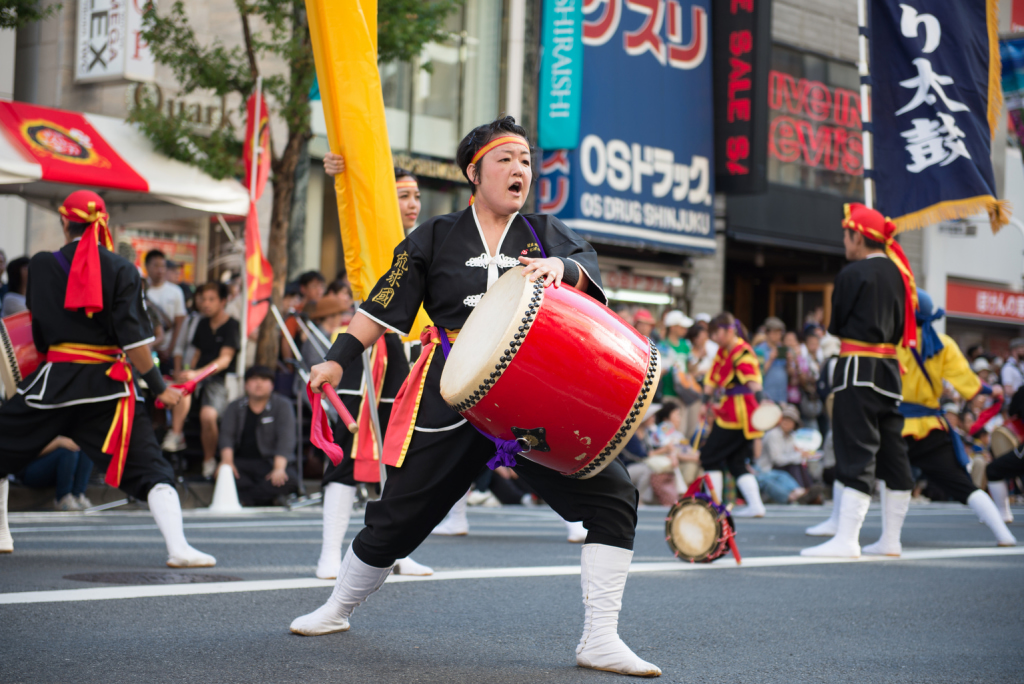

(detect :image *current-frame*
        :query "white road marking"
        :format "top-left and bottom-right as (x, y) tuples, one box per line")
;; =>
(1, 546), (1020, 605)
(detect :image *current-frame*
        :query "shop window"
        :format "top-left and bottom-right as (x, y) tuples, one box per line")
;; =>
(767, 45), (864, 198)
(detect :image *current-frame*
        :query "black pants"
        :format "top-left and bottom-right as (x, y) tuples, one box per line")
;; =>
(905, 431), (976, 504)
(987, 449), (1024, 481)
(235, 457), (298, 506)
(351, 419), (639, 567)
(0, 393), (174, 499)
(832, 385), (912, 494)
(699, 425), (752, 479)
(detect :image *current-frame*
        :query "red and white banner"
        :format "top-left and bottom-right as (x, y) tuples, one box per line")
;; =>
(946, 281), (1024, 324)
(243, 93), (270, 201)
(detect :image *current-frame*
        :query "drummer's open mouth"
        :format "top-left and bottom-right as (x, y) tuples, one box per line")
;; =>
(508, 181), (522, 195)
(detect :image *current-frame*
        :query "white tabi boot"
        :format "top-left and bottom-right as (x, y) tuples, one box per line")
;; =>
(862, 487), (910, 556)
(987, 480), (1014, 523)
(576, 544), (661, 677)
(967, 490), (1017, 546)
(801, 487), (871, 558)
(316, 483), (356, 579)
(394, 556), (433, 575)
(707, 470), (724, 504)
(732, 473), (766, 518)
(147, 483), (216, 568)
(565, 519), (587, 543)
(431, 490), (470, 536)
(806, 480), (844, 536)
(290, 545), (394, 636)
(0, 478), (12, 553)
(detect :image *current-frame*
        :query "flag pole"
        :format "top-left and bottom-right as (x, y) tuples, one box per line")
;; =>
(858, 0), (873, 209)
(239, 75), (262, 379)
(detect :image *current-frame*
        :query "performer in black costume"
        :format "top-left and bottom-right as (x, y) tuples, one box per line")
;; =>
(0, 190), (215, 567)
(803, 203), (916, 558)
(986, 388), (1024, 524)
(291, 117), (659, 678)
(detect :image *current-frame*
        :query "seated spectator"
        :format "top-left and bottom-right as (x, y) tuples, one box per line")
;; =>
(326, 280), (355, 326)
(162, 282), (240, 479)
(17, 437), (92, 510)
(620, 403), (675, 505)
(2, 256), (29, 317)
(218, 365), (298, 506)
(648, 398), (701, 503)
(761, 404), (814, 490)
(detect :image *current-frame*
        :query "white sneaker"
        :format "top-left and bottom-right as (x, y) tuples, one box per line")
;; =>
(161, 431), (186, 453)
(56, 493), (82, 511)
(201, 458), (217, 479)
(76, 494), (93, 509)
(394, 557), (433, 575)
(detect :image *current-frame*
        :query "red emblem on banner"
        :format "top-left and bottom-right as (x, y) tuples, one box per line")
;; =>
(243, 94), (271, 201)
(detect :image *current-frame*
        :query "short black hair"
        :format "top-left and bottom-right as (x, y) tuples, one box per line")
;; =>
(244, 365), (275, 382)
(298, 271), (326, 288)
(456, 115), (532, 190)
(145, 250), (166, 265)
(708, 311), (749, 341)
(655, 397), (683, 424)
(844, 228), (886, 251)
(66, 221), (89, 237)
(196, 281), (229, 301)
(327, 278), (352, 297)
(394, 166), (417, 182)
(7, 256), (29, 293)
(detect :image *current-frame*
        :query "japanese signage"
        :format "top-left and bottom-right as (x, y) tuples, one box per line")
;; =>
(870, 0), (1003, 231)
(75, 0), (155, 84)
(946, 281), (1024, 324)
(712, 0), (771, 194)
(539, 0), (715, 254)
(539, 0), (584, 149)
(128, 233), (199, 284)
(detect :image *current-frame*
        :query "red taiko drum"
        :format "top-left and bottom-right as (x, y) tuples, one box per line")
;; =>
(0, 311), (41, 399)
(439, 267), (661, 479)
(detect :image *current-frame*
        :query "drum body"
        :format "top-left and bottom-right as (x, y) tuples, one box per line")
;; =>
(0, 311), (41, 399)
(440, 267), (661, 479)
(990, 424), (1022, 458)
(665, 496), (733, 563)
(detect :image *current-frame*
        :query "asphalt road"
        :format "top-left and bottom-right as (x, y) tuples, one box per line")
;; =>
(1, 501), (1022, 683)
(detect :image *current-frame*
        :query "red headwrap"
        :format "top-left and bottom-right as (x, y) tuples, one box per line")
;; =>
(58, 190), (112, 315)
(842, 203), (919, 348)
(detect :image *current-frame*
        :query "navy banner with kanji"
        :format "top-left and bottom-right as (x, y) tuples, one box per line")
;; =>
(870, 0), (1007, 232)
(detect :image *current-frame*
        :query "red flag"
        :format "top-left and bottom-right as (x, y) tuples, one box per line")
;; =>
(245, 201), (273, 336)
(243, 94), (270, 200)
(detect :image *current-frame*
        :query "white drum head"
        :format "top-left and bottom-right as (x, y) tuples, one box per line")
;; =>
(670, 502), (719, 559)
(793, 428), (823, 453)
(440, 267), (535, 406)
(990, 426), (1020, 458)
(751, 403), (782, 432)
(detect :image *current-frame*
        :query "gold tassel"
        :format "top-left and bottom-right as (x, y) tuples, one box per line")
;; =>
(892, 195), (1011, 234)
(987, 0), (1002, 140)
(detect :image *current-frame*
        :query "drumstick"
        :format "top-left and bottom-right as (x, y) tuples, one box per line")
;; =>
(153, 364), (219, 408)
(321, 383), (359, 433)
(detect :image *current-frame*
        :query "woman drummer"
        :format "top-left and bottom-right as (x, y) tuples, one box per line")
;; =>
(700, 312), (769, 518)
(309, 160), (433, 579)
(292, 116), (660, 678)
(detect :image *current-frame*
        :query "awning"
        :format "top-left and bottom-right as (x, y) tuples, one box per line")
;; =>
(0, 99), (250, 222)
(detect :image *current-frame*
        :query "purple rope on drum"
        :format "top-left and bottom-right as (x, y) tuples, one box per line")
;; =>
(435, 215), (549, 471)
(691, 491), (729, 518)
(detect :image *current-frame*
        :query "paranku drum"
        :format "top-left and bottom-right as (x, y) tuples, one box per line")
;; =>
(751, 402), (782, 432)
(440, 267), (661, 479)
(665, 474), (741, 564)
(990, 420), (1024, 458)
(0, 311), (41, 400)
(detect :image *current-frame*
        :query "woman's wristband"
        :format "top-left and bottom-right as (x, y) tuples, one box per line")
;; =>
(325, 333), (366, 370)
(557, 257), (580, 287)
(141, 365), (167, 395)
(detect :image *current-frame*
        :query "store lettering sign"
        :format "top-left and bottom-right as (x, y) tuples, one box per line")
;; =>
(539, 0), (584, 149)
(75, 0), (155, 84)
(946, 281), (1024, 323)
(540, 0), (715, 254)
(768, 71), (864, 175)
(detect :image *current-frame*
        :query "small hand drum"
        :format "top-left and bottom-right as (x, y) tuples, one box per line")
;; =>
(665, 474), (741, 564)
(990, 424), (1022, 458)
(751, 402), (783, 432)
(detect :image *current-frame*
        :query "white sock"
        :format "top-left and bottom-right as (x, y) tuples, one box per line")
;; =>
(734, 473), (766, 517)
(148, 483), (215, 567)
(707, 471), (724, 504)
(801, 487), (871, 558)
(431, 490), (470, 535)
(988, 480), (1014, 523)
(316, 483), (356, 579)
(863, 488), (910, 556)
(565, 519), (587, 543)
(806, 480), (844, 536)
(0, 478), (12, 553)
(290, 545), (394, 636)
(967, 490), (1017, 546)
(394, 556), (433, 575)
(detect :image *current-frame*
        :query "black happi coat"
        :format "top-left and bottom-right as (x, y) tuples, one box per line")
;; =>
(18, 240), (154, 407)
(828, 254), (906, 399)
(330, 208), (606, 431)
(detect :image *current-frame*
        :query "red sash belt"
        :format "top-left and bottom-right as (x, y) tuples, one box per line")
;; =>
(382, 326), (458, 468)
(351, 337), (388, 483)
(839, 339), (897, 358)
(45, 343), (134, 487)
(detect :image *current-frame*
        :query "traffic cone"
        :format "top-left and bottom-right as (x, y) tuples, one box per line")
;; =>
(208, 464), (243, 513)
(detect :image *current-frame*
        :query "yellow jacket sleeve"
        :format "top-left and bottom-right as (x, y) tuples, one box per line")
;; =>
(938, 334), (982, 401)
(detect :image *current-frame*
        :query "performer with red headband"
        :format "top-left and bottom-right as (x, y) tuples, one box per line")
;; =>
(292, 117), (659, 678)
(0, 190), (215, 567)
(802, 203), (916, 558)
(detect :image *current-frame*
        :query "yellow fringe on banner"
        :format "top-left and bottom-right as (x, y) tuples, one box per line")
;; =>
(892, 195), (1011, 234)
(987, 0), (1002, 139)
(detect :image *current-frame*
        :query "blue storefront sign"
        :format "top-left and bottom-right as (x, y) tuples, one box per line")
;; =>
(538, 0), (715, 254)
(538, 0), (584, 149)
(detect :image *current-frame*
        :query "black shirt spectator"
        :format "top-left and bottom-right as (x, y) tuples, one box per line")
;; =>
(193, 315), (240, 380)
